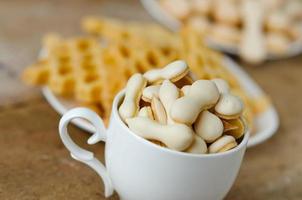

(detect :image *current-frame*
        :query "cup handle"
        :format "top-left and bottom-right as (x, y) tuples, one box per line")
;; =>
(58, 107), (114, 197)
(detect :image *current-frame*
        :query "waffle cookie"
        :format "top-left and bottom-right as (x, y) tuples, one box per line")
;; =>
(23, 35), (109, 117)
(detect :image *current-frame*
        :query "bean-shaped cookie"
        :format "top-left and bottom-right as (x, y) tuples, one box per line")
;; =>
(119, 73), (147, 121)
(171, 80), (220, 125)
(209, 135), (237, 153)
(142, 85), (160, 103)
(212, 78), (230, 94)
(151, 97), (167, 124)
(215, 93), (244, 119)
(240, 0), (266, 64)
(180, 85), (191, 96)
(159, 80), (179, 124)
(189, 80), (220, 108)
(186, 135), (207, 154)
(126, 117), (194, 151)
(138, 106), (154, 120)
(143, 60), (189, 84)
(194, 111), (224, 143)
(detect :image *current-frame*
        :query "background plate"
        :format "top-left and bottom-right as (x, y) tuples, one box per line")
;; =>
(140, 0), (302, 60)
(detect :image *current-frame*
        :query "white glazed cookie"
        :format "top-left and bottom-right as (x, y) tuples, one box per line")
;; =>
(119, 73), (147, 121)
(186, 135), (207, 154)
(208, 135), (237, 153)
(194, 111), (224, 143)
(138, 106), (154, 120)
(211, 78), (230, 94)
(188, 80), (221, 108)
(142, 85), (160, 102)
(126, 117), (194, 151)
(215, 93), (243, 119)
(240, 0), (266, 64)
(171, 80), (219, 125)
(151, 97), (167, 124)
(180, 85), (191, 96)
(143, 60), (189, 84)
(159, 80), (179, 124)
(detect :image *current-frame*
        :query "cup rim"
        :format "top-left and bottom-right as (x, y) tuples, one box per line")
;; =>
(112, 90), (250, 158)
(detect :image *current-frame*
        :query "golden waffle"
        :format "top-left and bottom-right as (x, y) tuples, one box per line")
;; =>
(23, 35), (107, 117)
(23, 17), (270, 130)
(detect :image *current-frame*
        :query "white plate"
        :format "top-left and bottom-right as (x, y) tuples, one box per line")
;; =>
(140, 0), (302, 60)
(41, 53), (279, 148)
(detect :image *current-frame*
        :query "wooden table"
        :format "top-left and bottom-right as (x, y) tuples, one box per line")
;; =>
(1, 0), (302, 199)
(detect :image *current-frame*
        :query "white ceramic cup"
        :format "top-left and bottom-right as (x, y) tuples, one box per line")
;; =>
(59, 90), (249, 200)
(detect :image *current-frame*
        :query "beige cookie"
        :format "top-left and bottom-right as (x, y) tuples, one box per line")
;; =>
(171, 80), (220, 125)
(180, 85), (191, 96)
(208, 135), (237, 153)
(142, 85), (160, 102)
(119, 73), (147, 121)
(240, 0), (267, 64)
(159, 80), (179, 124)
(143, 60), (189, 84)
(138, 106), (154, 120)
(126, 117), (194, 151)
(215, 93), (244, 119)
(186, 135), (208, 154)
(211, 78), (230, 94)
(194, 111), (224, 143)
(151, 97), (167, 124)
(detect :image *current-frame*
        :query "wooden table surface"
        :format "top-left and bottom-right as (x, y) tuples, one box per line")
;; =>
(1, 0), (302, 199)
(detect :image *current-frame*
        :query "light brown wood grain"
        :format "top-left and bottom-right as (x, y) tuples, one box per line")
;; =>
(0, 0), (302, 199)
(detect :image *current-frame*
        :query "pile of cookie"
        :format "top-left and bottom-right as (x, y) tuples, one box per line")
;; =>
(23, 17), (265, 129)
(160, 0), (302, 58)
(119, 60), (245, 154)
